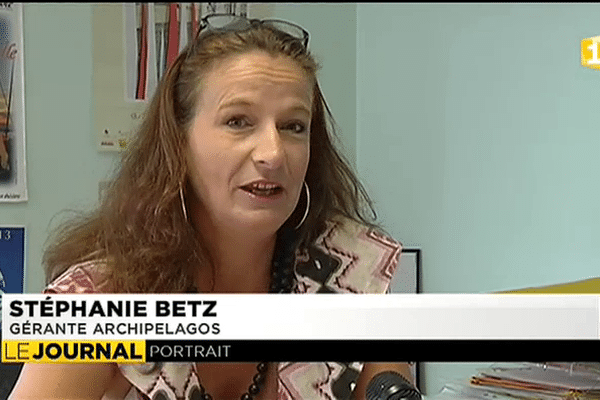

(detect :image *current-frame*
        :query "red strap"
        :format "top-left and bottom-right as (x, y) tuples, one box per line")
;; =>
(167, 3), (180, 68)
(135, 3), (148, 100)
(191, 3), (199, 39)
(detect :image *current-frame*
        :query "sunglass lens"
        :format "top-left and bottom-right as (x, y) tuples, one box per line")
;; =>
(206, 14), (247, 30)
(263, 21), (307, 44)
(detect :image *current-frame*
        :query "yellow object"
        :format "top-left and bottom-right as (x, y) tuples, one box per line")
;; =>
(502, 277), (600, 294)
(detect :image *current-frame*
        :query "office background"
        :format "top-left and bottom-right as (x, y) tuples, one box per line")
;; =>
(1, 3), (599, 397)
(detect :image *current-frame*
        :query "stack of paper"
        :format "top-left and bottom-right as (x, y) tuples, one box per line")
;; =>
(432, 363), (600, 400)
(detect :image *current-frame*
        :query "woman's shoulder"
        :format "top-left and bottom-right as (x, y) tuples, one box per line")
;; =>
(44, 259), (113, 294)
(324, 216), (401, 250)
(294, 216), (402, 294)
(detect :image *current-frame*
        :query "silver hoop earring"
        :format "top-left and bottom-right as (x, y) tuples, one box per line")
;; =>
(179, 187), (188, 221)
(294, 181), (310, 230)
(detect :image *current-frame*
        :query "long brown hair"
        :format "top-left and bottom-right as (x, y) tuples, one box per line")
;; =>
(43, 24), (378, 293)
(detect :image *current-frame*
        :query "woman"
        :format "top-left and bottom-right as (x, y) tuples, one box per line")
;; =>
(10, 14), (414, 400)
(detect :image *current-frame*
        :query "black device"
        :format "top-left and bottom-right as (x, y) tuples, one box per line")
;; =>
(365, 371), (422, 400)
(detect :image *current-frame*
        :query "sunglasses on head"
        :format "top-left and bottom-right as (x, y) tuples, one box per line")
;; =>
(191, 13), (310, 50)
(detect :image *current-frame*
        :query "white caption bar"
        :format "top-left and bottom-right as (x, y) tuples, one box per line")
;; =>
(2, 294), (599, 340)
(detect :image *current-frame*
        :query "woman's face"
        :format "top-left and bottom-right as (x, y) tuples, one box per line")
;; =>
(187, 50), (312, 235)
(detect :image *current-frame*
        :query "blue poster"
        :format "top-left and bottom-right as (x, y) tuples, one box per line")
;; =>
(0, 226), (24, 293)
(0, 226), (24, 324)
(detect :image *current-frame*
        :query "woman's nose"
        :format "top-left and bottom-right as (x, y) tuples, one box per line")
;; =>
(252, 123), (284, 169)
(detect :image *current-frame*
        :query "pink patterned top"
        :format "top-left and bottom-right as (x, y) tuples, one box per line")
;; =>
(45, 218), (402, 400)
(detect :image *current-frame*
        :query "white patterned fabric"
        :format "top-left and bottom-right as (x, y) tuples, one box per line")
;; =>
(45, 217), (402, 400)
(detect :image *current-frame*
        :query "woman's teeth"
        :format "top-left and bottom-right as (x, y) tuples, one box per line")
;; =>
(252, 188), (279, 195)
(243, 183), (282, 196)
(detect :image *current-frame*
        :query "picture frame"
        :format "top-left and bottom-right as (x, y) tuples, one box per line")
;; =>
(92, 3), (252, 151)
(0, 3), (27, 202)
(390, 248), (421, 294)
(389, 248), (422, 393)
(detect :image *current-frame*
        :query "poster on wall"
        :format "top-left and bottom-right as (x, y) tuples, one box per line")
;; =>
(0, 4), (26, 202)
(0, 226), (25, 325)
(93, 3), (258, 152)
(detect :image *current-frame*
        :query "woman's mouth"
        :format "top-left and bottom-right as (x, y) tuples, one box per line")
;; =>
(240, 182), (283, 197)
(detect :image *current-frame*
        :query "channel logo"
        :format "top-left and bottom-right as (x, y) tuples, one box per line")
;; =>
(581, 36), (600, 70)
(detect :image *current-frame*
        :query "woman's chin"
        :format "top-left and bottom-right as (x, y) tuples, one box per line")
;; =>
(228, 211), (290, 234)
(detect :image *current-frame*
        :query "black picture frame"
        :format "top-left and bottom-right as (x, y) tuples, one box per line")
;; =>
(389, 248), (423, 394)
(390, 248), (421, 294)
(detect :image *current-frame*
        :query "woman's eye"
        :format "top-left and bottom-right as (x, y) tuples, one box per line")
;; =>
(226, 116), (250, 129)
(282, 122), (308, 134)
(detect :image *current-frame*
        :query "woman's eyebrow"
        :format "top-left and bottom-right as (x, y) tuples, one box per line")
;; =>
(217, 98), (311, 116)
(217, 98), (254, 112)
(290, 102), (312, 114)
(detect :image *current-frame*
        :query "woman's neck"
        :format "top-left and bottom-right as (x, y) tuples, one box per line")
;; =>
(187, 194), (280, 293)
(192, 221), (276, 293)
(203, 231), (276, 293)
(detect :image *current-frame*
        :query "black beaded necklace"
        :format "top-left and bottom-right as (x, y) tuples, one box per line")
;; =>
(195, 228), (297, 400)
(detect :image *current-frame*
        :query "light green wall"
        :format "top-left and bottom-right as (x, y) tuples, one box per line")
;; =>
(4, 4), (119, 294)
(357, 3), (600, 396)
(357, 3), (600, 294)
(273, 3), (357, 166)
